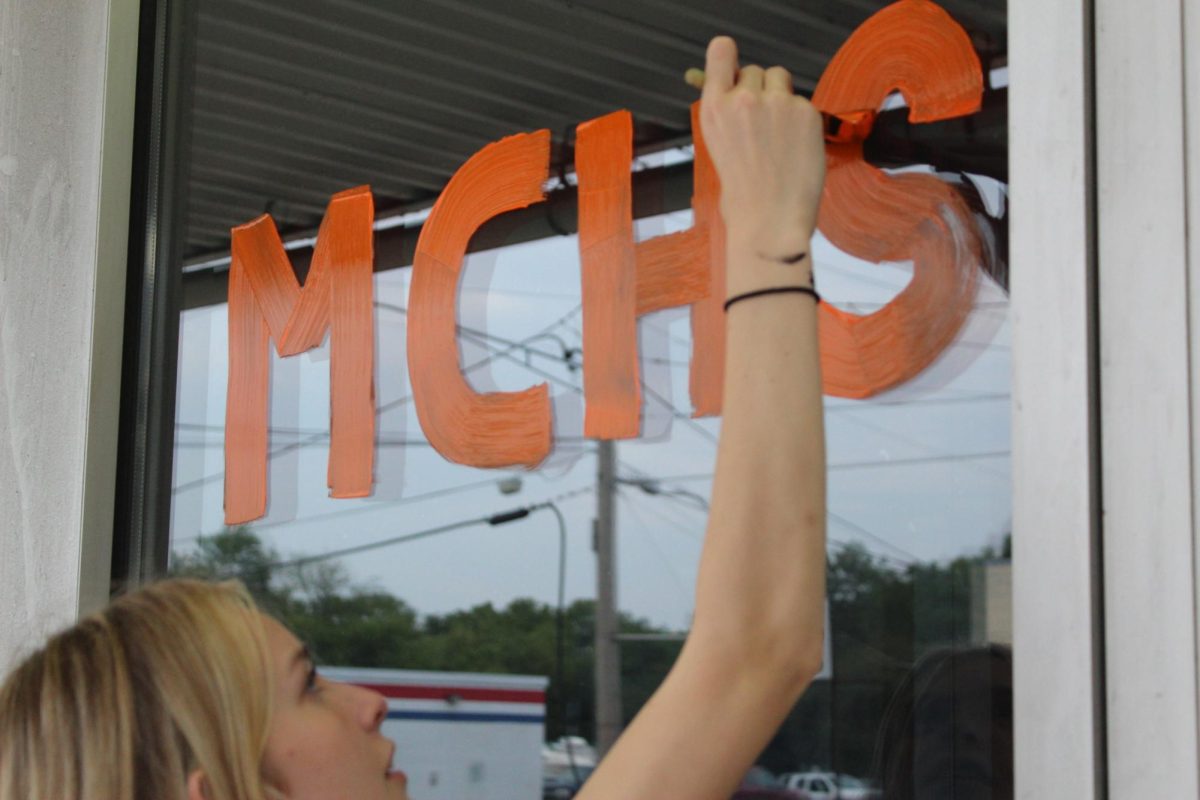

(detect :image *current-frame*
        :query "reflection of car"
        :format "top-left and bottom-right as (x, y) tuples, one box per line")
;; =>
(731, 790), (805, 800)
(732, 766), (804, 799)
(541, 765), (593, 800)
(829, 775), (880, 800)
(778, 772), (881, 800)
(780, 772), (837, 799)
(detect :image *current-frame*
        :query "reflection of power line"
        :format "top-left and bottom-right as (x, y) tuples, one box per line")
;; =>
(823, 299), (1011, 311)
(434, 311), (720, 456)
(616, 489), (694, 608)
(830, 451), (1009, 471)
(642, 449), (1010, 482)
(175, 436), (594, 449)
(947, 340), (1012, 352)
(617, 474), (909, 568)
(623, 319), (693, 351)
(639, 383), (720, 445)
(617, 455), (918, 567)
(180, 483), (596, 548)
(616, 459), (711, 512)
(571, 323), (1011, 421)
(170, 304), (583, 495)
(617, 475), (710, 511)
(563, 323), (695, 367)
(825, 391), (1010, 408)
(458, 285), (580, 301)
(456, 328), (584, 396)
(376, 302), (582, 372)
(174, 439), (442, 449)
(267, 516), (492, 569)
(174, 476), (522, 545)
(827, 512), (917, 565)
(614, 484), (703, 542)
(264, 499), (567, 570)
(835, 411), (1009, 480)
(177, 422), (414, 438)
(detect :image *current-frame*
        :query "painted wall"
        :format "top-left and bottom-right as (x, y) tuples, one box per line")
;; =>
(0, 0), (136, 674)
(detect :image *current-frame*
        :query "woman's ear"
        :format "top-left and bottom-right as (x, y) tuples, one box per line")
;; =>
(186, 769), (211, 800)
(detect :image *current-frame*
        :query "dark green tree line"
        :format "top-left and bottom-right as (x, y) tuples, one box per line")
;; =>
(172, 528), (1008, 772)
(170, 527), (677, 741)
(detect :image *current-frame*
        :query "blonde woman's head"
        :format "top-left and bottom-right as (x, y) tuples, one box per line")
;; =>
(0, 579), (274, 800)
(0, 578), (406, 800)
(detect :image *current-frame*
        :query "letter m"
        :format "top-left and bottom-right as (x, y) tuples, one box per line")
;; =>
(225, 186), (375, 525)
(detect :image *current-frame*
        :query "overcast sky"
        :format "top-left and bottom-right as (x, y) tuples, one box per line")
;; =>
(170, 190), (1011, 631)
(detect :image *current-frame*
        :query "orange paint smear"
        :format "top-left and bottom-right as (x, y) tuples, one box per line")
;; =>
(408, 130), (553, 468)
(812, 0), (983, 126)
(634, 228), (708, 316)
(577, 110), (720, 437)
(811, 0), (986, 399)
(225, 186), (375, 524)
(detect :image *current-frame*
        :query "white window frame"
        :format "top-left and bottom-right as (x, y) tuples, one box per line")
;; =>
(1011, 0), (1106, 796)
(1094, 0), (1200, 795)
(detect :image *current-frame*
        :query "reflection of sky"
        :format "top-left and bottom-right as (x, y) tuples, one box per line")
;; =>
(171, 202), (1011, 631)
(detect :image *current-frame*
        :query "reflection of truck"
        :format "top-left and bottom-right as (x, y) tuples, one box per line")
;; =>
(323, 667), (549, 800)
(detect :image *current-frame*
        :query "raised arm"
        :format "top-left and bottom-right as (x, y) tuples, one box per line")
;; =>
(576, 36), (827, 800)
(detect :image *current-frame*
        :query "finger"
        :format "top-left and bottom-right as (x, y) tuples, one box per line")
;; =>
(684, 68), (706, 90)
(764, 66), (793, 95)
(702, 36), (738, 99)
(738, 64), (765, 91)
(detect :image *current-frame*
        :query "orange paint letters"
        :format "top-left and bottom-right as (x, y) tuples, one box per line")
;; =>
(224, 0), (991, 522)
(225, 187), (375, 524)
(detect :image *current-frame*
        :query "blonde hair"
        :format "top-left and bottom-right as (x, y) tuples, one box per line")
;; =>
(0, 579), (276, 800)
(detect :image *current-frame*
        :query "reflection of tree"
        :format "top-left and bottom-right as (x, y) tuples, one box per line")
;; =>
(170, 528), (676, 741)
(170, 529), (1009, 760)
(761, 539), (1012, 780)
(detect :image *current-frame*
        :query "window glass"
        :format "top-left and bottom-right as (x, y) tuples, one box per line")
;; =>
(163, 2), (1010, 798)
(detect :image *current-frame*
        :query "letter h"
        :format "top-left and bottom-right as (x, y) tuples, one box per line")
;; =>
(576, 104), (726, 439)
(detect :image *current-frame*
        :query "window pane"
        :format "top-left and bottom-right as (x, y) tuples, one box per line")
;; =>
(164, 2), (1010, 798)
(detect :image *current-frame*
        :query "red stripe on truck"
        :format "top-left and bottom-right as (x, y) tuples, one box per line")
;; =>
(355, 684), (546, 704)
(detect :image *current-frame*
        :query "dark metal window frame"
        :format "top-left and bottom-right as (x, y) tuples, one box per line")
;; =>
(111, 0), (198, 588)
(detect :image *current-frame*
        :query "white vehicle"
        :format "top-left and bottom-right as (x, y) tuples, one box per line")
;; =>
(323, 667), (549, 800)
(542, 737), (597, 799)
(778, 771), (881, 800)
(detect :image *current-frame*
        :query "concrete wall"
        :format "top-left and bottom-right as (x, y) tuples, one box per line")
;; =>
(0, 0), (137, 674)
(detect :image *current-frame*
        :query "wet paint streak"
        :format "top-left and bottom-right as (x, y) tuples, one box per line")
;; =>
(576, 109), (719, 438)
(407, 131), (554, 468)
(812, 0), (986, 398)
(225, 186), (375, 525)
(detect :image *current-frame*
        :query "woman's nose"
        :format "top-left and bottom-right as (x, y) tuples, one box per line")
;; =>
(359, 686), (387, 731)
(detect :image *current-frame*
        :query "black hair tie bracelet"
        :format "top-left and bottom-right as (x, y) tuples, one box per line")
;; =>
(723, 285), (821, 312)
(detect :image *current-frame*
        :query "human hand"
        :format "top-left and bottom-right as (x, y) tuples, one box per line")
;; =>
(695, 36), (825, 266)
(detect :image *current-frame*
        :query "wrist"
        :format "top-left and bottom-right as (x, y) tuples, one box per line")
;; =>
(724, 219), (813, 258)
(724, 240), (814, 299)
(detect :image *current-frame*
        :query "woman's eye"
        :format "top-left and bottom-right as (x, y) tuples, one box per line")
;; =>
(304, 665), (321, 694)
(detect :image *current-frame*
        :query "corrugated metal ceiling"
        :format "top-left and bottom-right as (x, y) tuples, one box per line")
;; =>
(183, 0), (1007, 263)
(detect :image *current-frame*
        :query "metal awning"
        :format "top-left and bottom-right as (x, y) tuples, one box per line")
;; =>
(182, 0), (1007, 268)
